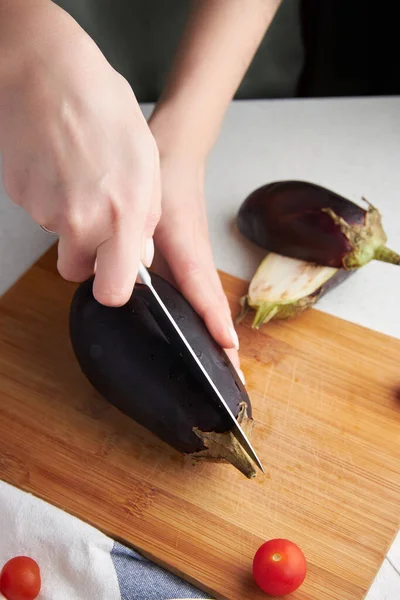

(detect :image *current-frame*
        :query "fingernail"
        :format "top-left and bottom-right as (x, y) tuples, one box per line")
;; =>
(228, 326), (240, 350)
(142, 238), (155, 268)
(238, 369), (246, 385)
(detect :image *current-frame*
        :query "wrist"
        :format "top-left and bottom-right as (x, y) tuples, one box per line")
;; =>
(149, 98), (219, 163)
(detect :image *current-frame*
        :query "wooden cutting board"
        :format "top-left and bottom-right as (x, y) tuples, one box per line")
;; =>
(0, 246), (399, 600)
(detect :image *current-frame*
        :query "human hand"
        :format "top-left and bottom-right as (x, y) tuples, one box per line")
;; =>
(149, 121), (242, 376)
(0, 1), (160, 306)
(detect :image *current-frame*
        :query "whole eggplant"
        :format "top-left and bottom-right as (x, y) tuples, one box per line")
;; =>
(69, 273), (256, 478)
(237, 252), (354, 328)
(237, 180), (400, 269)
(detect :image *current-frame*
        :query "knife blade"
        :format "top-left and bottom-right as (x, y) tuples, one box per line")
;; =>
(137, 263), (264, 474)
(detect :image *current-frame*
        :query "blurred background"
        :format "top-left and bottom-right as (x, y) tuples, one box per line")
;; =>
(53, 0), (399, 101)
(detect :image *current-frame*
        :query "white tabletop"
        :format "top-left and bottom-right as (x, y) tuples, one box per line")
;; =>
(1, 97), (399, 599)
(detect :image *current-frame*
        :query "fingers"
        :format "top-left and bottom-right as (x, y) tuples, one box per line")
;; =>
(58, 225), (156, 307)
(57, 157), (161, 305)
(176, 261), (238, 351)
(152, 235), (244, 378)
(57, 200), (159, 307)
(57, 236), (96, 283)
(142, 237), (155, 268)
(93, 212), (151, 307)
(224, 348), (245, 385)
(151, 246), (175, 284)
(155, 226), (240, 353)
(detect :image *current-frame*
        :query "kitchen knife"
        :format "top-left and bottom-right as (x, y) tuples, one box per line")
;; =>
(137, 262), (264, 474)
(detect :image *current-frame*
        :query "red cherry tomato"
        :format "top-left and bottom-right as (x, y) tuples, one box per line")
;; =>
(0, 556), (41, 600)
(253, 539), (307, 596)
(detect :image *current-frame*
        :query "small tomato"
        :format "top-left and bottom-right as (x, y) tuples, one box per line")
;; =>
(0, 556), (41, 600)
(253, 538), (306, 596)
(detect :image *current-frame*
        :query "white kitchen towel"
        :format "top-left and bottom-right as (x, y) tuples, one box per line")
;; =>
(0, 481), (209, 599)
(0, 480), (120, 599)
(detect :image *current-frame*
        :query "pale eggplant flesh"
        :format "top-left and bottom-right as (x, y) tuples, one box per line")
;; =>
(237, 180), (400, 269)
(69, 273), (257, 478)
(237, 252), (354, 328)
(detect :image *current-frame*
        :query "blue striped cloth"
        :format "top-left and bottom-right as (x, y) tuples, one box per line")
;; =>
(111, 542), (211, 599)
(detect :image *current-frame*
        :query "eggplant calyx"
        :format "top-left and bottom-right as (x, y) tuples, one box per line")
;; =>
(250, 299), (314, 329)
(252, 302), (278, 328)
(192, 403), (257, 479)
(322, 204), (400, 268)
(236, 296), (282, 328)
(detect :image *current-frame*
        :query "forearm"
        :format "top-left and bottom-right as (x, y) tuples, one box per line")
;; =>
(150, 0), (282, 156)
(0, 0), (103, 116)
(0, 1), (63, 90)
(0, 0), (49, 43)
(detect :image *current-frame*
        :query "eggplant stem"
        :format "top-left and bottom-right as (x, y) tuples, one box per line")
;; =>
(252, 303), (279, 329)
(374, 246), (400, 265)
(192, 403), (257, 479)
(322, 206), (398, 269)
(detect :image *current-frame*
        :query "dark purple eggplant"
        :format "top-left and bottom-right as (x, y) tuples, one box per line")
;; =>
(237, 180), (400, 269)
(69, 273), (256, 478)
(237, 252), (353, 328)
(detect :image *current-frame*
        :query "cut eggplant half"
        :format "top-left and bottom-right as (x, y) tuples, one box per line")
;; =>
(70, 273), (257, 478)
(237, 252), (353, 328)
(237, 180), (400, 269)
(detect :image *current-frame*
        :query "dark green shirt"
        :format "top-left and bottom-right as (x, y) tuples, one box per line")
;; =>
(54, 1), (400, 101)
(53, 0), (304, 102)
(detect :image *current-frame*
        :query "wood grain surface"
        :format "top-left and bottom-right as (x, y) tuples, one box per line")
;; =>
(0, 246), (399, 600)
